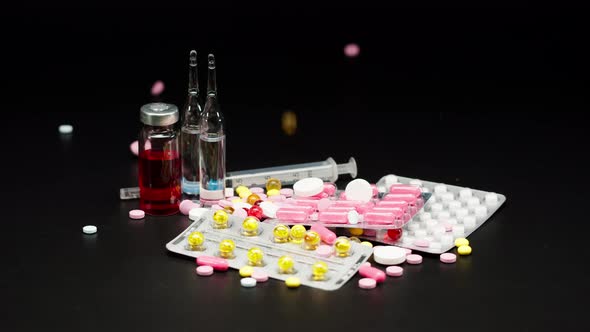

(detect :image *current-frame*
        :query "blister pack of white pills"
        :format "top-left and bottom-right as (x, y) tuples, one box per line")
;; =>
(166, 210), (373, 291)
(355, 174), (506, 254)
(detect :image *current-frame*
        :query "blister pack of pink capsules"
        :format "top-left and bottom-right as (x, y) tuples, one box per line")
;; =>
(262, 178), (431, 230)
(349, 174), (506, 254)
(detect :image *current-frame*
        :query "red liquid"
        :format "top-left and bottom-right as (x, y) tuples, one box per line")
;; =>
(139, 149), (181, 215)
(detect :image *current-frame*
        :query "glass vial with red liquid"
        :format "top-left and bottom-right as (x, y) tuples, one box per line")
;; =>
(138, 103), (182, 215)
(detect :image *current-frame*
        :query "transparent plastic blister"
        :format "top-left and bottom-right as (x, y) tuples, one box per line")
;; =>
(264, 192), (431, 230)
(357, 175), (506, 254)
(166, 210), (373, 291)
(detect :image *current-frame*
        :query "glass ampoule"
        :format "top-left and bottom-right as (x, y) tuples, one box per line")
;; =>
(198, 54), (226, 205)
(180, 50), (203, 195)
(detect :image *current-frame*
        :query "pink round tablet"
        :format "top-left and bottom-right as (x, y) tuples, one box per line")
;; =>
(361, 262), (371, 268)
(406, 254), (423, 265)
(269, 195), (286, 202)
(386, 266), (404, 277)
(130, 140), (139, 156)
(252, 269), (269, 282)
(358, 278), (376, 289)
(440, 253), (457, 263)
(196, 265), (214, 276)
(250, 187), (264, 194)
(179, 200), (198, 215)
(404, 248), (412, 255)
(316, 245), (334, 257)
(414, 239), (430, 247)
(279, 188), (293, 197)
(344, 43), (360, 58)
(129, 209), (145, 219)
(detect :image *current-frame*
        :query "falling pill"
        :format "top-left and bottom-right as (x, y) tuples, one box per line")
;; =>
(344, 43), (360, 58)
(151, 80), (165, 96)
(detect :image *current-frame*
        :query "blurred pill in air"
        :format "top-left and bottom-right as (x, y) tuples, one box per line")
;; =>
(59, 124), (73, 134)
(344, 43), (360, 58)
(130, 140), (139, 156)
(151, 80), (165, 96)
(281, 110), (297, 136)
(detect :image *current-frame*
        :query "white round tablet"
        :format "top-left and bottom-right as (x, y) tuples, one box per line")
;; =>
(58, 124), (73, 134)
(240, 277), (257, 288)
(189, 207), (210, 221)
(293, 177), (324, 197)
(373, 246), (407, 265)
(345, 179), (373, 202)
(82, 225), (97, 234)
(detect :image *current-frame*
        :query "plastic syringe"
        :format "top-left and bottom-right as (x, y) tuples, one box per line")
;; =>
(119, 157), (357, 200)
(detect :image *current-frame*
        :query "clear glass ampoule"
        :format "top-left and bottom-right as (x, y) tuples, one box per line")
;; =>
(180, 50), (203, 195)
(198, 54), (226, 205)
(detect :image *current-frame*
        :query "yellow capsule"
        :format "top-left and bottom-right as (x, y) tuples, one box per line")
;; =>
(289, 225), (306, 244)
(455, 238), (469, 248)
(285, 276), (301, 288)
(219, 239), (235, 258)
(360, 241), (373, 248)
(239, 266), (254, 277)
(266, 178), (282, 191)
(187, 231), (205, 250)
(458, 245), (472, 256)
(334, 237), (352, 257)
(223, 206), (235, 214)
(242, 216), (260, 236)
(239, 190), (253, 199)
(247, 194), (261, 205)
(278, 255), (295, 274)
(235, 186), (249, 196)
(304, 231), (321, 250)
(266, 189), (280, 197)
(281, 111), (298, 136)
(311, 261), (329, 281)
(247, 247), (264, 266)
(349, 228), (364, 236)
(272, 224), (291, 243)
(212, 210), (229, 229)
(349, 236), (361, 243)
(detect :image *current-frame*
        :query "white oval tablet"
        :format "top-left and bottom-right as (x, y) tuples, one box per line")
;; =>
(347, 210), (359, 224)
(373, 246), (407, 265)
(240, 277), (257, 288)
(82, 225), (97, 234)
(189, 207), (210, 221)
(59, 124), (73, 134)
(293, 177), (324, 197)
(345, 179), (373, 202)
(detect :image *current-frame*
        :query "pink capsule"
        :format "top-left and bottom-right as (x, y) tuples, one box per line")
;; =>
(332, 200), (362, 208)
(356, 201), (375, 214)
(382, 194), (417, 205)
(311, 223), (337, 244)
(358, 264), (386, 283)
(196, 255), (229, 271)
(326, 206), (355, 212)
(369, 206), (404, 217)
(363, 211), (396, 225)
(318, 211), (349, 224)
(276, 209), (309, 222)
(323, 183), (337, 196)
(269, 194), (286, 202)
(310, 192), (329, 199)
(376, 200), (408, 210)
(389, 184), (422, 197)
(289, 199), (320, 209)
(277, 205), (314, 214)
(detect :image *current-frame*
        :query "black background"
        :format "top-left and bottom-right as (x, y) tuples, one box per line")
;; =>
(2, 2), (589, 331)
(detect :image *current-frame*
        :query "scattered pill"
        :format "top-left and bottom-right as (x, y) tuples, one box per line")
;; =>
(196, 265), (214, 276)
(406, 254), (423, 265)
(386, 266), (404, 277)
(241, 277), (257, 288)
(279, 188), (294, 197)
(373, 246), (406, 265)
(196, 255), (229, 271)
(458, 245), (472, 255)
(358, 278), (377, 289)
(179, 200), (199, 215)
(58, 124), (73, 134)
(129, 209), (145, 219)
(130, 140), (139, 156)
(404, 248), (412, 255)
(239, 266), (254, 277)
(359, 264), (386, 282)
(82, 225), (97, 234)
(285, 277), (301, 288)
(345, 179), (373, 202)
(454, 238), (469, 247)
(251, 269), (269, 282)
(440, 253), (457, 263)
(344, 43), (360, 58)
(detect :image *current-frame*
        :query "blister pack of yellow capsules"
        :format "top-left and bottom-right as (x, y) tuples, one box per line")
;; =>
(166, 209), (373, 291)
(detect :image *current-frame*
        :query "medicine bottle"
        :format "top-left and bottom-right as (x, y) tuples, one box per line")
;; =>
(138, 103), (182, 215)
